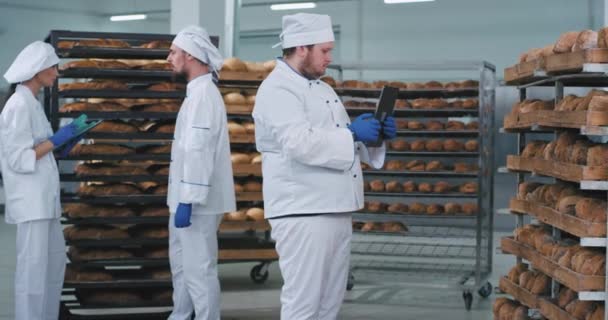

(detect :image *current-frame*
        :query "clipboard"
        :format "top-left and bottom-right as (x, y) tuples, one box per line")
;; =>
(367, 86), (399, 147)
(53, 115), (103, 149)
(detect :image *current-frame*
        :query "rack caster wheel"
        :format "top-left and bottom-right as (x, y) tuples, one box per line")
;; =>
(478, 281), (492, 298)
(250, 263), (269, 284)
(463, 290), (473, 310)
(346, 273), (355, 291)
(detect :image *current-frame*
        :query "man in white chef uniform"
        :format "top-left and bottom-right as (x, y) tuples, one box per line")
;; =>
(166, 25), (236, 320)
(253, 13), (397, 320)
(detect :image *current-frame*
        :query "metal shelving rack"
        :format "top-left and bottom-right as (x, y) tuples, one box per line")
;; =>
(45, 30), (276, 320)
(501, 67), (608, 320)
(330, 61), (496, 310)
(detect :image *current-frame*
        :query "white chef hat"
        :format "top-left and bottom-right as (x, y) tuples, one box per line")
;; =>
(4, 41), (60, 84)
(273, 13), (334, 49)
(172, 25), (223, 72)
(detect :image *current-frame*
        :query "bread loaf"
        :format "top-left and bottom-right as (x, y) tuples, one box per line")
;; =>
(433, 181), (451, 193)
(390, 139), (410, 151)
(60, 101), (129, 113)
(224, 210), (247, 221)
(410, 140), (426, 151)
(573, 30), (598, 51)
(465, 121), (479, 130)
(554, 31), (580, 53)
(222, 58), (247, 72)
(75, 163), (147, 176)
(587, 145), (608, 167)
(64, 203), (136, 218)
(63, 226), (129, 240)
(70, 143), (134, 156)
(402, 181), (416, 192)
(425, 139), (443, 151)
(409, 202), (427, 215)
(133, 227), (169, 239)
(575, 198), (606, 221)
(558, 287), (578, 309)
(394, 99), (409, 109)
(405, 160), (425, 171)
(78, 183), (142, 197)
(444, 203), (461, 215)
(243, 181), (262, 192)
(231, 152), (251, 164)
(387, 203), (408, 214)
(407, 121), (425, 130)
(461, 203), (478, 215)
(443, 139), (464, 152)
(517, 182), (542, 200)
(426, 204), (444, 215)
(224, 92), (246, 105)
(369, 180), (385, 192)
(385, 181), (402, 193)
(417, 182), (432, 193)
(565, 300), (595, 320)
(425, 161), (443, 172)
(246, 208), (265, 221)
(459, 182), (478, 194)
(530, 273), (550, 294)
(138, 103), (180, 113)
(557, 196), (586, 215)
(65, 267), (113, 282)
(425, 121), (443, 131)
(521, 141), (547, 158)
(446, 121), (465, 131)
(59, 80), (128, 91)
(518, 270), (536, 290)
(366, 201), (387, 213)
(586, 305), (604, 320)
(385, 160), (405, 171)
(507, 263), (528, 283)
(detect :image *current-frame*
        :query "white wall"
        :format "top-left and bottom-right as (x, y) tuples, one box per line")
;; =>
(237, 0), (601, 81)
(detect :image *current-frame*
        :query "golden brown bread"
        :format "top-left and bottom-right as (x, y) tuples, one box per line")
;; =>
(459, 182), (478, 194)
(409, 202), (427, 215)
(70, 143), (134, 156)
(433, 181), (451, 193)
(573, 90), (608, 111)
(417, 183), (432, 193)
(405, 160), (425, 171)
(394, 99), (409, 109)
(521, 141), (548, 158)
(599, 27), (608, 48)
(147, 123), (176, 133)
(587, 145), (608, 167)
(575, 198), (607, 221)
(224, 210), (247, 221)
(222, 58), (248, 72)
(138, 103), (181, 113)
(60, 102), (129, 112)
(493, 298), (510, 317)
(443, 139), (464, 152)
(59, 80), (128, 91)
(223, 92), (246, 105)
(133, 227), (169, 239)
(558, 287), (578, 309)
(519, 100), (553, 113)
(573, 30), (598, 51)
(586, 305), (604, 320)
(369, 180), (386, 192)
(425, 139), (443, 152)
(246, 208), (265, 221)
(77, 183), (142, 197)
(74, 163), (147, 176)
(424, 81), (443, 89)
(234, 183), (244, 193)
(517, 182), (542, 200)
(91, 120), (139, 133)
(243, 181), (262, 192)
(464, 140), (478, 152)
(554, 31), (580, 53)
(407, 121), (425, 130)
(506, 263), (528, 283)
(366, 201), (387, 213)
(231, 152), (251, 164)
(387, 203), (408, 214)
(557, 196), (586, 215)
(589, 95), (608, 111)
(445, 121), (465, 131)
(461, 203), (478, 215)
(385, 160), (404, 171)
(63, 203), (136, 218)
(410, 99), (428, 110)
(382, 222), (408, 233)
(69, 246), (133, 261)
(556, 95), (579, 111)
(426, 204), (444, 215)
(63, 226), (130, 240)
(424, 161), (443, 172)
(320, 76), (336, 87)
(461, 98), (478, 109)
(389, 139), (410, 151)
(444, 203), (461, 215)
(138, 40), (172, 49)
(518, 270), (536, 290)
(147, 82), (185, 91)
(425, 121), (444, 131)
(402, 181), (416, 192)
(410, 140), (426, 151)
(360, 222), (383, 232)
(565, 300), (595, 320)
(529, 273), (550, 295)
(453, 162), (476, 173)
(385, 181), (402, 193)
(428, 99), (449, 109)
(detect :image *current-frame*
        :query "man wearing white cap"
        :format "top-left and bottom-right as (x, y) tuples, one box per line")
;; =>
(1, 41), (83, 320)
(253, 13), (396, 319)
(166, 25), (235, 320)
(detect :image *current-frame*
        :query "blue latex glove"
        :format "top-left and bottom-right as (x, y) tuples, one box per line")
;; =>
(348, 113), (381, 143)
(174, 203), (192, 228)
(49, 123), (78, 148)
(56, 134), (83, 158)
(382, 116), (397, 140)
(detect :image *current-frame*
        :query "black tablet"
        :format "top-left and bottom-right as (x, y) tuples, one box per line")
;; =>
(368, 86), (399, 147)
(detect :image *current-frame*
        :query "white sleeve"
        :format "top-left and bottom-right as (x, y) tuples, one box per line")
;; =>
(0, 103), (36, 173)
(177, 94), (220, 205)
(254, 86), (355, 171)
(357, 142), (386, 169)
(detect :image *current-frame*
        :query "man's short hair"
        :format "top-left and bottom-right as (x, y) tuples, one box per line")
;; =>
(282, 44), (314, 58)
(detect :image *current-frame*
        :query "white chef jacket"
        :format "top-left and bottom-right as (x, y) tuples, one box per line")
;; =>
(167, 73), (236, 215)
(0, 84), (61, 224)
(253, 59), (385, 219)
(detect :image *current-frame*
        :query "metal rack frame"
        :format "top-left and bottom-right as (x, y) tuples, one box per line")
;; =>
(330, 61), (496, 310)
(502, 68), (608, 320)
(45, 30), (275, 319)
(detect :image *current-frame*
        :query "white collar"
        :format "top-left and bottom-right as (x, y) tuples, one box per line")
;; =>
(186, 73), (212, 95)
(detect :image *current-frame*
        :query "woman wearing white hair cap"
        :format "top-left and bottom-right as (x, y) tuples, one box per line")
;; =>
(166, 25), (235, 320)
(1, 41), (83, 320)
(254, 13), (394, 320)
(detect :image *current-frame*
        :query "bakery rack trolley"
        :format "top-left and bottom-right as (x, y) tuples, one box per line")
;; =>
(501, 66), (608, 320)
(329, 61), (496, 310)
(45, 30), (276, 319)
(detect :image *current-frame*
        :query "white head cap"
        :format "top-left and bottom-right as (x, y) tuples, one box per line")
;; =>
(273, 13), (334, 49)
(172, 25), (224, 72)
(4, 41), (60, 84)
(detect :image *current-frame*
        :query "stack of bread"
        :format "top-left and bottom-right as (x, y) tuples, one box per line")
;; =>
(352, 221), (408, 233)
(519, 133), (608, 167)
(517, 28), (608, 63)
(362, 201), (478, 216)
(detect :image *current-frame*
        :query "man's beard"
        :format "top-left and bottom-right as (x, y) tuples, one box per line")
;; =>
(299, 53), (324, 80)
(171, 70), (188, 83)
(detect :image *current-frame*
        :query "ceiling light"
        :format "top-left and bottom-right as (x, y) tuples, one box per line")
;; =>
(110, 14), (147, 22)
(270, 2), (316, 11)
(384, 0), (435, 3)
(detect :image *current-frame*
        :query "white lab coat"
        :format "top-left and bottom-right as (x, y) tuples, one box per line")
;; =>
(253, 59), (386, 219)
(253, 59), (386, 320)
(0, 85), (65, 320)
(167, 73), (236, 215)
(167, 73), (235, 320)
(0, 84), (61, 224)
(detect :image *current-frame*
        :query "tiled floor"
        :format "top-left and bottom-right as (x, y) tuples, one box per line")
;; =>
(0, 221), (512, 319)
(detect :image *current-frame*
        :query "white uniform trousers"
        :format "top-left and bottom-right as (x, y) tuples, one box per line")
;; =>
(269, 213), (352, 320)
(15, 218), (66, 320)
(168, 213), (222, 320)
